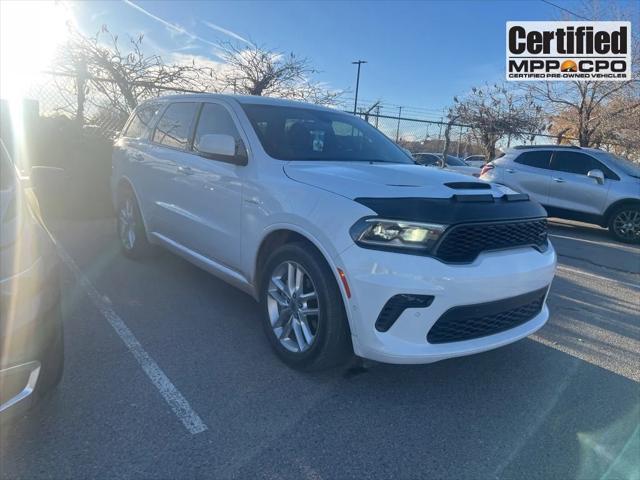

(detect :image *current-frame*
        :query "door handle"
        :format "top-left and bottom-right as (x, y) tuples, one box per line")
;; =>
(177, 165), (194, 175)
(552, 177), (565, 183)
(505, 168), (515, 173)
(133, 154), (145, 162)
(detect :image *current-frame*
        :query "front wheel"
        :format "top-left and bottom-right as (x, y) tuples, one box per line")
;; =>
(608, 205), (640, 244)
(260, 243), (352, 370)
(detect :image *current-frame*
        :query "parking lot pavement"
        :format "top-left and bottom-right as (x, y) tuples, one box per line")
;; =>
(548, 218), (640, 275)
(1, 218), (638, 479)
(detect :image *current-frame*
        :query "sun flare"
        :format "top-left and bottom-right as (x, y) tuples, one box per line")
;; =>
(0, 0), (73, 100)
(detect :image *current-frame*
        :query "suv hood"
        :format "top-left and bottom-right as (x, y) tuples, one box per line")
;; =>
(283, 161), (507, 199)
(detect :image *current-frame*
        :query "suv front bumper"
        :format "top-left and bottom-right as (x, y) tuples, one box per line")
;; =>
(337, 243), (556, 364)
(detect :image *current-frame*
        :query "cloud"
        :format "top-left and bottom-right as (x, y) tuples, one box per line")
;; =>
(122, 0), (218, 48)
(90, 10), (108, 22)
(201, 21), (252, 46)
(173, 44), (199, 52)
(169, 52), (222, 71)
(137, 33), (170, 56)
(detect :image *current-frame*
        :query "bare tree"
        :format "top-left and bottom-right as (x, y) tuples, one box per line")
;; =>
(526, 1), (640, 150)
(441, 110), (459, 164)
(595, 95), (640, 158)
(55, 26), (213, 120)
(450, 83), (546, 159)
(529, 80), (639, 148)
(215, 42), (341, 105)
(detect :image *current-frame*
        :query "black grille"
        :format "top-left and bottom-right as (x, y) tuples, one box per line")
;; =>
(435, 219), (547, 263)
(427, 287), (548, 344)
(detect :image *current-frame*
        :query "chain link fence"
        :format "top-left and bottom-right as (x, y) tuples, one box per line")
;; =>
(15, 71), (207, 141)
(3, 71), (634, 161)
(354, 111), (587, 159)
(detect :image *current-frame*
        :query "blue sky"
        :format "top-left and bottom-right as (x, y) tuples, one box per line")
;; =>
(69, 0), (637, 119)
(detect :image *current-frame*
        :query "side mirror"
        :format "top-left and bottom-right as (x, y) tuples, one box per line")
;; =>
(196, 134), (248, 166)
(587, 169), (605, 185)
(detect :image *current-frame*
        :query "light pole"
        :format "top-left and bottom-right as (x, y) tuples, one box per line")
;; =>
(352, 60), (367, 115)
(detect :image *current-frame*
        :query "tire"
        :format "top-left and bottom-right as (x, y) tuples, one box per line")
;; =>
(117, 186), (155, 258)
(608, 205), (640, 244)
(259, 243), (352, 370)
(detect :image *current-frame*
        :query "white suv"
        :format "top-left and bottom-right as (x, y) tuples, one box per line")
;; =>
(112, 95), (556, 370)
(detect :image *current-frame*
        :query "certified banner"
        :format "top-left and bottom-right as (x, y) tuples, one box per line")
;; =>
(506, 21), (631, 81)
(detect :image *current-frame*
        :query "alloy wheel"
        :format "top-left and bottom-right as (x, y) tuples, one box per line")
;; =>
(613, 209), (640, 241)
(118, 198), (136, 250)
(267, 261), (320, 353)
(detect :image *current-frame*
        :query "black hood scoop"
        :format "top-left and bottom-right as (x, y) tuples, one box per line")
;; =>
(444, 182), (491, 190)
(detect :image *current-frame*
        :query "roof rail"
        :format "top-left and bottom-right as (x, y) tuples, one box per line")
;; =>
(512, 145), (581, 150)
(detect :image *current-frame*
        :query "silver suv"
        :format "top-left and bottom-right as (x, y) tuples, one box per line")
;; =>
(480, 145), (640, 243)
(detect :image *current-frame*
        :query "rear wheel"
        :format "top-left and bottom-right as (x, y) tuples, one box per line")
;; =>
(117, 187), (155, 258)
(260, 243), (352, 370)
(608, 205), (640, 244)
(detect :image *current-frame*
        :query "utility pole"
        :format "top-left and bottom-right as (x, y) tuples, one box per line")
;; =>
(395, 106), (403, 142)
(352, 60), (367, 115)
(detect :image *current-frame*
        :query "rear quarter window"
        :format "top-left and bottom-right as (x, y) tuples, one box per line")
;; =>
(123, 103), (161, 139)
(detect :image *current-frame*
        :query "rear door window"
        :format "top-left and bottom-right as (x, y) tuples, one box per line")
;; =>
(514, 151), (552, 169)
(153, 102), (199, 150)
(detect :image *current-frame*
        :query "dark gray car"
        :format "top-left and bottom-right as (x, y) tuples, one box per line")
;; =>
(0, 140), (64, 420)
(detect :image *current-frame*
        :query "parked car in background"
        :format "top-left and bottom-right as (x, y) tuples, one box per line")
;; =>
(112, 94), (556, 370)
(464, 155), (486, 167)
(413, 152), (481, 177)
(0, 140), (64, 421)
(480, 145), (640, 243)
(400, 146), (414, 159)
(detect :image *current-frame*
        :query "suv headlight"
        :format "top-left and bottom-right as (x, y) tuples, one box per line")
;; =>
(350, 218), (447, 252)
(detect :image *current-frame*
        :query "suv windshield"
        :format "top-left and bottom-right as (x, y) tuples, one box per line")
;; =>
(241, 104), (413, 163)
(598, 152), (640, 178)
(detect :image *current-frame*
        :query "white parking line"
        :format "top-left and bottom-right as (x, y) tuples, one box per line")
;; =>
(549, 233), (639, 252)
(557, 265), (639, 290)
(56, 243), (208, 435)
